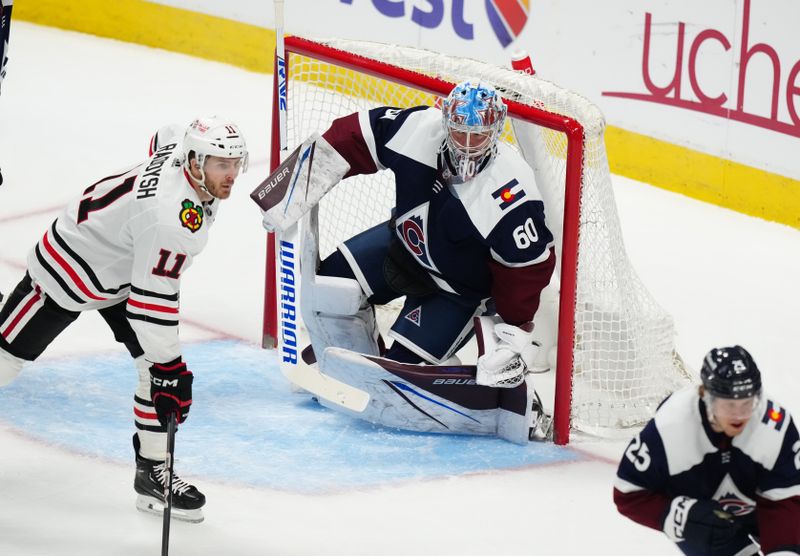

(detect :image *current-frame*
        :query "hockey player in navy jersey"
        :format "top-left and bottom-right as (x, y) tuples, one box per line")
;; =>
(257, 80), (556, 442)
(0, 117), (248, 522)
(614, 346), (800, 555)
(311, 80), (555, 386)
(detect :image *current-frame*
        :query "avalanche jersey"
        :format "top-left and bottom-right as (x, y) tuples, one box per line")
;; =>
(26, 139), (216, 364)
(322, 106), (555, 324)
(614, 386), (800, 553)
(0, 0), (12, 93)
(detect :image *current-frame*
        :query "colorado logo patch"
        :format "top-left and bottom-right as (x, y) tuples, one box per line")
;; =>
(492, 179), (526, 211)
(179, 199), (204, 233)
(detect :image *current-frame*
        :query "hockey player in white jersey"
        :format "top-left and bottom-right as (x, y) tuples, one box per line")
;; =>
(0, 0), (13, 302)
(0, 116), (248, 522)
(256, 80), (555, 442)
(614, 346), (800, 555)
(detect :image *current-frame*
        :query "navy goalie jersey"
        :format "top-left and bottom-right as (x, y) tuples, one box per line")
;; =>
(614, 386), (800, 554)
(321, 105), (556, 325)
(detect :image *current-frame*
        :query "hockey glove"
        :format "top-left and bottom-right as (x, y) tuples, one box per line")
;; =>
(475, 316), (539, 388)
(149, 358), (193, 426)
(663, 497), (741, 551)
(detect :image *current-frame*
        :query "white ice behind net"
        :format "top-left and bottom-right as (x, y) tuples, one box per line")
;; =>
(283, 37), (692, 436)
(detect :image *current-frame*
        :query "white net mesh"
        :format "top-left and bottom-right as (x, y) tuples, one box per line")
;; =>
(281, 37), (691, 436)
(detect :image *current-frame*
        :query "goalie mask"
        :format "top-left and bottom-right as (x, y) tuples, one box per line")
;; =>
(183, 117), (249, 197)
(441, 80), (507, 181)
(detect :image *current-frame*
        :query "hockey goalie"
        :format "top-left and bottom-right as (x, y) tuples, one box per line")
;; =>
(252, 80), (557, 443)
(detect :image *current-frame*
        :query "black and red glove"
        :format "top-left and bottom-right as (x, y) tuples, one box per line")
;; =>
(149, 358), (193, 426)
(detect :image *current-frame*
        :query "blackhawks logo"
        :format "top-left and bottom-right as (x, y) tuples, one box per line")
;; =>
(179, 199), (204, 233)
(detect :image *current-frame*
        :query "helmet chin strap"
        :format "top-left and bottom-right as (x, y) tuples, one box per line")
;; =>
(187, 156), (219, 199)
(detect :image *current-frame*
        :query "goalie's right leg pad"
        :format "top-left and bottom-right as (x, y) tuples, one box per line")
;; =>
(301, 274), (381, 357)
(318, 347), (532, 443)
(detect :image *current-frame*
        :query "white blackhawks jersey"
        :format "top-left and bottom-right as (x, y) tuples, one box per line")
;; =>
(26, 137), (216, 364)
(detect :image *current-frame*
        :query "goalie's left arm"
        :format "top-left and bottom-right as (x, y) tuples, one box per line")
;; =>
(476, 193), (556, 387)
(475, 251), (555, 388)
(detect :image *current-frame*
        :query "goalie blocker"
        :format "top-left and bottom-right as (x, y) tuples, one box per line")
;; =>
(250, 133), (350, 232)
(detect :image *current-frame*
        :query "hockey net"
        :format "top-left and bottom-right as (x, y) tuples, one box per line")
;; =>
(266, 36), (691, 444)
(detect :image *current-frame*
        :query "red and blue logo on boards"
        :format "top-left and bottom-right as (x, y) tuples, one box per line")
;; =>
(338, 0), (530, 48)
(486, 0), (530, 47)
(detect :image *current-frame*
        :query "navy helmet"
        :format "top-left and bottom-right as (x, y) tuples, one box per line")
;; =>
(700, 345), (762, 399)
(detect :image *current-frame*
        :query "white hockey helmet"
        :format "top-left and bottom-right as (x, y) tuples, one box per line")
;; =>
(183, 117), (249, 195)
(441, 80), (507, 180)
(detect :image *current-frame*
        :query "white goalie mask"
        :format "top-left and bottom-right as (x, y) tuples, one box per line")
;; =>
(183, 117), (249, 196)
(442, 80), (507, 181)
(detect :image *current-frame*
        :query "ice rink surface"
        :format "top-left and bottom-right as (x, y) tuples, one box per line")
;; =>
(0, 23), (798, 556)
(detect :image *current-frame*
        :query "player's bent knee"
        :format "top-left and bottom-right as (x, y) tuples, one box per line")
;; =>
(0, 346), (25, 386)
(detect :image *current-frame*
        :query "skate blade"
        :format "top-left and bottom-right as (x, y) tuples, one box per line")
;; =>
(136, 495), (205, 523)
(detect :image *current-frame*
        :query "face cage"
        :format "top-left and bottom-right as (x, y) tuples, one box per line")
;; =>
(444, 121), (502, 180)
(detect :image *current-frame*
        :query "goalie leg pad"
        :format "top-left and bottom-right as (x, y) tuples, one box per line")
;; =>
(301, 276), (380, 358)
(252, 133), (350, 232)
(319, 347), (533, 444)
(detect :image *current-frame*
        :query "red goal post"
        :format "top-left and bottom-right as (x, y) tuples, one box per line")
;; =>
(264, 36), (690, 445)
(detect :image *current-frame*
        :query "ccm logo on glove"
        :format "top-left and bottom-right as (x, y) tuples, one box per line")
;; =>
(149, 358), (193, 426)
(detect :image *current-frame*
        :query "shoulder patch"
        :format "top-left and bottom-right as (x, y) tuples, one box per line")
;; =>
(762, 400), (787, 431)
(491, 179), (527, 211)
(179, 199), (204, 233)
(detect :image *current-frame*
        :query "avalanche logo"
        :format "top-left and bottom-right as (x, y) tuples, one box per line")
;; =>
(179, 199), (204, 233)
(395, 203), (439, 273)
(486, 0), (530, 48)
(712, 474), (756, 517)
(405, 306), (422, 326)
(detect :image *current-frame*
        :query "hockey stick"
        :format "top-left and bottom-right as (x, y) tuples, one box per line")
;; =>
(274, 0), (287, 151)
(160, 413), (177, 556)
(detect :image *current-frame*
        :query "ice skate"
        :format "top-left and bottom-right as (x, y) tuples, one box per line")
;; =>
(528, 388), (553, 441)
(134, 437), (205, 523)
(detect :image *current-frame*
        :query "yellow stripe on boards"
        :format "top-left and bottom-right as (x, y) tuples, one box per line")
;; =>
(606, 126), (799, 229)
(14, 0), (275, 74)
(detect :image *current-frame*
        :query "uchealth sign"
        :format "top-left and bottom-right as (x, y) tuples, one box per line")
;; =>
(598, 0), (799, 180)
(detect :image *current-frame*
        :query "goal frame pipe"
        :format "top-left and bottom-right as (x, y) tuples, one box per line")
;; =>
(266, 35), (584, 445)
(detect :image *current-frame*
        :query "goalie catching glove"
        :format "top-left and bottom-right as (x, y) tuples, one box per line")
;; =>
(250, 133), (350, 233)
(475, 316), (539, 388)
(150, 358), (193, 426)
